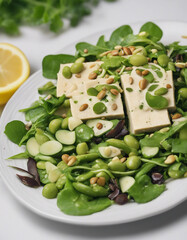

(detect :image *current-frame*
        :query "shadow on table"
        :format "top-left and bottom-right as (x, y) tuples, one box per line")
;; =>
(19, 199), (187, 238)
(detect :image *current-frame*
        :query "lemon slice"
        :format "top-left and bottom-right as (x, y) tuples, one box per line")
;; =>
(0, 43), (30, 105)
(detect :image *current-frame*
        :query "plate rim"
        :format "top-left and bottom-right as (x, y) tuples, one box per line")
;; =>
(0, 20), (187, 226)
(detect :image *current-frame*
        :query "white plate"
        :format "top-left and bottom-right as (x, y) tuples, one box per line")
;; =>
(0, 21), (187, 226)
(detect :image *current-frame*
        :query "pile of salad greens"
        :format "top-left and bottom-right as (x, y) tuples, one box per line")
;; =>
(4, 22), (187, 216)
(0, 0), (116, 35)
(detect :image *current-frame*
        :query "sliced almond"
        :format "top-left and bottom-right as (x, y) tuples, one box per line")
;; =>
(114, 45), (122, 50)
(110, 89), (119, 96)
(164, 155), (176, 165)
(84, 49), (88, 53)
(79, 104), (88, 111)
(139, 79), (148, 90)
(128, 46), (136, 53)
(99, 51), (111, 57)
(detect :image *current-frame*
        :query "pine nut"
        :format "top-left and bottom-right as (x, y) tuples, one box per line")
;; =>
(111, 50), (119, 56)
(166, 84), (172, 89)
(110, 89), (119, 95)
(164, 155), (176, 164)
(88, 72), (97, 79)
(97, 90), (106, 100)
(128, 46), (136, 53)
(120, 157), (126, 163)
(96, 122), (103, 130)
(67, 156), (77, 166)
(153, 60), (158, 64)
(129, 77), (133, 85)
(75, 73), (81, 78)
(62, 154), (69, 164)
(126, 67), (133, 71)
(106, 77), (114, 84)
(116, 69), (121, 73)
(105, 74), (109, 78)
(62, 113), (67, 118)
(90, 64), (96, 68)
(139, 79), (148, 90)
(136, 69), (142, 76)
(123, 47), (132, 55)
(99, 51), (111, 57)
(84, 49), (88, 53)
(79, 104), (88, 111)
(151, 49), (158, 54)
(172, 113), (182, 120)
(114, 45), (122, 50)
(142, 70), (149, 76)
(90, 177), (98, 185)
(112, 103), (118, 110)
(175, 62), (185, 68)
(97, 177), (106, 186)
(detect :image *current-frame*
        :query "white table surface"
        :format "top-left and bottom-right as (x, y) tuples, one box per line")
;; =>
(0, 0), (187, 239)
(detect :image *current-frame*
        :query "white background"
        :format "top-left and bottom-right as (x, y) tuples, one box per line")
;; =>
(0, 0), (187, 239)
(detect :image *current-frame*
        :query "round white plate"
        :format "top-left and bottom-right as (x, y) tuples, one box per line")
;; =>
(0, 21), (187, 226)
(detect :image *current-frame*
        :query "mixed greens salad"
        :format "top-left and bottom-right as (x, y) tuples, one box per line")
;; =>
(4, 22), (187, 216)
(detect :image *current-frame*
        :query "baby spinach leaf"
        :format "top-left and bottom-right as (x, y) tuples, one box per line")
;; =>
(128, 175), (166, 203)
(148, 84), (159, 92)
(25, 107), (47, 123)
(146, 92), (168, 110)
(140, 22), (163, 42)
(75, 124), (94, 143)
(110, 25), (133, 45)
(41, 94), (66, 114)
(42, 54), (76, 79)
(96, 35), (108, 48)
(38, 82), (56, 95)
(143, 71), (154, 83)
(4, 120), (27, 145)
(140, 132), (166, 148)
(101, 56), (126, 69)
(172, 139), (187, 154)
(76, 42), (109, 57)
(57, 179), (112, 216)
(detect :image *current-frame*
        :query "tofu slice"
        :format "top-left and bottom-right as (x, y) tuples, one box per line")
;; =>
(121, 63), (174, 134)
(70, 79), (124, 120)
(57, 61), (103, 97)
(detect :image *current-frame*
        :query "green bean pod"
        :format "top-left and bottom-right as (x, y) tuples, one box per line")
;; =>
(76, 153), (100, 163)
(106, 139), (136, 154)
(73, 182), (109, 197)
(76, 171), (95, 182)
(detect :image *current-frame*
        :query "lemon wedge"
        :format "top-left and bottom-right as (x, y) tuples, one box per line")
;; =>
(0, 43), (30, 105)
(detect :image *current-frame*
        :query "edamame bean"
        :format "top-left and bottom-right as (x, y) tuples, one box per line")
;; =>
(129, 152), (138, 157)
(126, 156), (141, 170)
(62, 99), (70, 108)
(75, 57), (85, 64)
(108, 159), (126, 172)
(168, 163), (187, 179)
(124, 135), (139, 150)
(36, 161), (46, 169)
(35, 129), (49, 145)
(56, 175), (66, 190)
(154, 87), (168, 96)
(42, 183), (58, 199)
(157, 54), (169, 67)
(92, 159), (109, 170)
(70, 62), (84, 74)
(76, 142), (89, 155)
(179, 88), (187, 99)
(129, 55), (148, 66)
(49, 118), (62, 134)
(62, 66), (72, 79)
(61, 117), (69, 129)
(179, 125), (187, 140)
